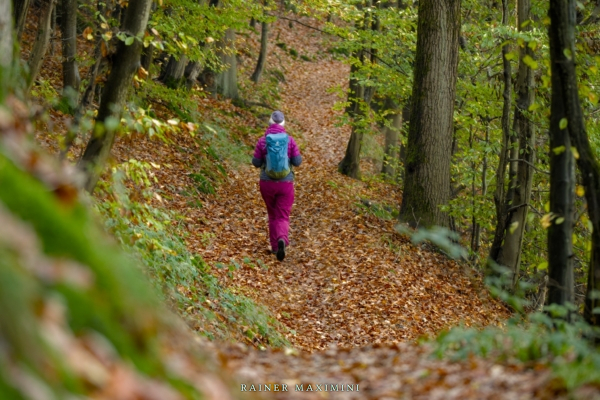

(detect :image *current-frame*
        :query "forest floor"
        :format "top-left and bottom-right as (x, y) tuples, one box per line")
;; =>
(28, 9), (587, 399)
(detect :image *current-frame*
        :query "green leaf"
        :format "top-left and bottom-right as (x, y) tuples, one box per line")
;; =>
(528, 40), (538, 51)
(555, 217), (565, 225)
(553, 145), (566, 155)
(522, 55), (538, 70)
(563, 48), (572, 60)
(538, 261), (548, 270)
(125, 36), (135, 46)
(559, 118), (568, 129)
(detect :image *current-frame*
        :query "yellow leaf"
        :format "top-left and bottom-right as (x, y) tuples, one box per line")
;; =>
(509, 221), (519, 234)
(572, 147), (580, 159)
(577, 185), (585, 197)
(541, 213), (553, 229)
(556, 217), (565, 225)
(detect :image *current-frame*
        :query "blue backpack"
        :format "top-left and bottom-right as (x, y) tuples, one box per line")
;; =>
(265, 133), (290, 179)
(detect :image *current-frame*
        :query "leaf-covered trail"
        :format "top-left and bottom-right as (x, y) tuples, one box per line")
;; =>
(187, 17), (509, 352)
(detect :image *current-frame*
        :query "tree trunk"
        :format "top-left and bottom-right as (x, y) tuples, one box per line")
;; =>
(78, 0), (153, 192)
(26, 0), (57, 92)
(500, 0), (536, 287)
(216, 28), (238, 99)
(489, 0), (513, 267)
(338, 50), (365, 179)
(160, 54), (188, 88)
(398, 0), (461, 228)
(1, 0), (12, 73)
(339, 1), (378, 179)
(489, 0), (536, 289)
(13, 0), (31, 43)
(546, 0), (600, 320)
(140, 40), (154, 75)
(381, 98), (402, 180)
(251, 20), (268, 83)
(184, 61), (201, 90)
(60, 0), (80, 100)
(547, 0), (576, 307)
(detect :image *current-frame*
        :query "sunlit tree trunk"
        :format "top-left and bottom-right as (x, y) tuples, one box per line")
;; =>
(1, 0), (12, 73)
(78, 0), (153, 192)
(547, 0), (576, 307)
(216, 28), (238, 99)
(26, 0), (57, 92)
(398, 0), (461, 228)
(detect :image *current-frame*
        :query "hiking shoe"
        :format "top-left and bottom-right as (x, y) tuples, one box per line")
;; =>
(276, 239), (286, 261)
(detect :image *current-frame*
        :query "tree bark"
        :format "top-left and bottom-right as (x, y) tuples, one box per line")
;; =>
(251, 19), (268, 83)
(140, 40), (154, 75)
(1, 0), (12, 77)
(26, 0), (57, 92)
(547, 0), (576, 307)
(13, 0), (31, 43)
(338, 49), (365, 179)
(216, 28), (238, 99)
(160, 54), (188, 88)
(60, 0), (80, 100)
(546, 0), (600, 321)
(184, 61), (201, 90)
(398, 0), (461, 228)
(78, 0), (153, 192)
(381, 97), (402, 180)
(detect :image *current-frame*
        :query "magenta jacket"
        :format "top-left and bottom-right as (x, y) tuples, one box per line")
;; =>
(252, 124), (302, 181)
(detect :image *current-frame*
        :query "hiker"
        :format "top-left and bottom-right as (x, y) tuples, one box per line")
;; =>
(252, 111), (302, 261)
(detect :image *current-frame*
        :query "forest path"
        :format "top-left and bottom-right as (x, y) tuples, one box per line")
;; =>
(187, 16), (508, 353)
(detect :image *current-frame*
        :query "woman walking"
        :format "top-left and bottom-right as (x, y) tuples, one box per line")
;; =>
(252, 111), (302, 261)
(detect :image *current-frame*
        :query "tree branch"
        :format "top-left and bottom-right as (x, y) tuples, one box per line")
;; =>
(509, 158), (549, 175)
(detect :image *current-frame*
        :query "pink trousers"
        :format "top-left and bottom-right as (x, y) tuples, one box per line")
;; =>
(259, 180), (295, 251)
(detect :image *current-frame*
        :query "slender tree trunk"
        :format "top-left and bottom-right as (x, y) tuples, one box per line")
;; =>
(60, 0), (80, 100)
(13, 0), (31, 43)
(338, 49), (365, 179)
(26, 0), (57, 92)
(381, 98), (402, 180)
(501, 0), (536, 287)
(489, 0), (513, 266)
(547, 0), (576, 307)
(339, 1), (378, 179)
(216, 28), (238, 99)
(398, 0), (462, 228)
(251, 19), (268, 83)
(140, 41), (154, 74)
(78, 0), (153, 192)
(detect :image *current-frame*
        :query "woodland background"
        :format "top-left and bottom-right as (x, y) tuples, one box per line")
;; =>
(2, 0), (600, 398)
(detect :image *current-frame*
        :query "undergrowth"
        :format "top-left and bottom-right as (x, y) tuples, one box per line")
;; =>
(96, 165), (290, 348)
